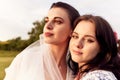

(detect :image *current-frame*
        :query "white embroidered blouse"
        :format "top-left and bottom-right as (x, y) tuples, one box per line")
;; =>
(81, 70), (117, 80)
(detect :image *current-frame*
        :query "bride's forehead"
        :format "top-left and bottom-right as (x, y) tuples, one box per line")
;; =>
(48, 8), (68, 16)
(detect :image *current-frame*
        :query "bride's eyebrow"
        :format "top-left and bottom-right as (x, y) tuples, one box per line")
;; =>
(44, 16), (64, 21)
(54, 17), (64, 21)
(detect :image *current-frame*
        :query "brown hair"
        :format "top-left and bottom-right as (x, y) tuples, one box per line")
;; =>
(68, 14), (120, 79)
(50, 2), (80, 30)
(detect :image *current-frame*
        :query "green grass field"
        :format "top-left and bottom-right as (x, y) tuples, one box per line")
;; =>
(0, 50), (20, 80)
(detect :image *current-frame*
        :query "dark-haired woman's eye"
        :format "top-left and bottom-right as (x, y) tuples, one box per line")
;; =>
(87, 39), (94, 43)
(71, 34), (79, 39)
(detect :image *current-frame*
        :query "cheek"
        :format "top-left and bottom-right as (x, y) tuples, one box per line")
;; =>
(57, 28), (71, 38)
(61, 28), (71, 34)
(90, 49), (98, 57)
(84, 45), (100, 59)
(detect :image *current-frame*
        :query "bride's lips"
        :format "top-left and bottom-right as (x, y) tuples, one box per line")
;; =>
(44, 32), (53, 37)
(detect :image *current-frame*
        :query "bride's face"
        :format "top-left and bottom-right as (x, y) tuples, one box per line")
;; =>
(43, 7), (72, 45)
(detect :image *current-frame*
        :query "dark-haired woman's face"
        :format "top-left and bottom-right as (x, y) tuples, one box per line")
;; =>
(69, 21), (100, 67)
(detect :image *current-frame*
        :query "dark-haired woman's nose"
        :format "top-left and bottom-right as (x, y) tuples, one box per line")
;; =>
(76, 39), (84, 49)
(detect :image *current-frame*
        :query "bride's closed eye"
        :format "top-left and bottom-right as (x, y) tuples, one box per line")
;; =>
(53, 19), (63, 24)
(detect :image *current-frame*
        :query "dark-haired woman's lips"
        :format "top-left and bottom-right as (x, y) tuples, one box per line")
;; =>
(72, 49), (83, 55)
(44, 32), (53, 37)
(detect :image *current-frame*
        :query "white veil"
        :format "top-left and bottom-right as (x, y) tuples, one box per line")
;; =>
(4, 34), (74, 80)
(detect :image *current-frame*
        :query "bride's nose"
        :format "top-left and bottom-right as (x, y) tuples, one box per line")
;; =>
(45, 22), (53, 30)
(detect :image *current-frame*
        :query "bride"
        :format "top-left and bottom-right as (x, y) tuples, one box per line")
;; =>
(4, 2), (80, 80)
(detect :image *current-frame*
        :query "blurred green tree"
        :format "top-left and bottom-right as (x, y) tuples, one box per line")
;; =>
(27, 18), (45, 44)
(0, 18), (45, 51)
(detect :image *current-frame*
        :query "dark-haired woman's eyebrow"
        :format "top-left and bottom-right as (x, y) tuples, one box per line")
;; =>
(84, 35), (96, 40)
(72, 32), (78, 35)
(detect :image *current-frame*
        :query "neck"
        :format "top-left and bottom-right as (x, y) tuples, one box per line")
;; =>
(49, 43), (68, 66)
(49, 42), (69, 80)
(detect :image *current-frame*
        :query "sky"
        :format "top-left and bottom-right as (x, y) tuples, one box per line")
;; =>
(0, 0), (120, 41)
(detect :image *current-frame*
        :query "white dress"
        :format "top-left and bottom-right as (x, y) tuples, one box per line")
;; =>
(81, 70), (117, 80)
(4, 40), (74, 80)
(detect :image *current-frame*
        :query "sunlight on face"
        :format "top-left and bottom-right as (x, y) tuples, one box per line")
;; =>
(43, 7), (71, 45)
(69, 21), (100, 66)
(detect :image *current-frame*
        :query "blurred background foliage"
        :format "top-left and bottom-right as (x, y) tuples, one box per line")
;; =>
(0, 18), (45, 51)
(0, 18), (45, 80)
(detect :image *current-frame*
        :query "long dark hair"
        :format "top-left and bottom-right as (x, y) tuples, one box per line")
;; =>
(68, 14), (120, 79)
(50, 2), (80, 30)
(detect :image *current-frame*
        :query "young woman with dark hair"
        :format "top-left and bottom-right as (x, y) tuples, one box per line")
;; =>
(68, 14), (120, 80)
